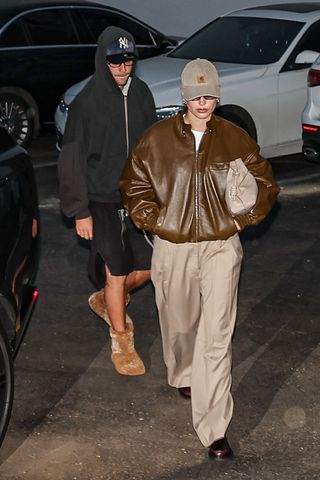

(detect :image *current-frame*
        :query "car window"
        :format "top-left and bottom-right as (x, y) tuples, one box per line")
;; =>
(0, 165), (21, 218)
(297, 20), (320, 54)
(71, 8), (154, 46)
(0, 18), (29, 47)
(282, 20), (320, 71)
(169, 17), (303, 65)
(20, 8), (79, 46)
(0, 138), (22, 278)
(0, 155), (37, 287)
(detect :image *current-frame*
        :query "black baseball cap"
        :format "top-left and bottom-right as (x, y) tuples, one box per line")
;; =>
(106, 36), (138, 63)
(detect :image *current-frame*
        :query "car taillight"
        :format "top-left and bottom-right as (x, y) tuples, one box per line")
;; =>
(33, 290), (40, 300)
(303, 124), (320, 132)
(307, 68), (320, 87)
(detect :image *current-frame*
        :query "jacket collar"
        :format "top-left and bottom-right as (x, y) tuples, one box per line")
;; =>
(178, 108), (215, 136)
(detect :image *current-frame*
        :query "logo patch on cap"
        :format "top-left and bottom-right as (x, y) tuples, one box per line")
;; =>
(197, 75), (206, 84)
(118, 36), (129, 49)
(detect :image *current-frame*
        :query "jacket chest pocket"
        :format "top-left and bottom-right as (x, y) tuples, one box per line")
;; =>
(205, 163), (229, 195)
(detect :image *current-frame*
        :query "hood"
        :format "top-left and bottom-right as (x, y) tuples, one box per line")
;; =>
(135, 56), (267, 108)
(93, 26), (138, 93)
(62, 54), (267, 109)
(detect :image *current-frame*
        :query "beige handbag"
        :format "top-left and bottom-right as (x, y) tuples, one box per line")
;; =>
(225, 158), (258, 215)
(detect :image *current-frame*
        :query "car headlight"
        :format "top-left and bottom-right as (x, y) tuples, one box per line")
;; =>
(156, 106), (183, 120)
(58, 99), (69, 113)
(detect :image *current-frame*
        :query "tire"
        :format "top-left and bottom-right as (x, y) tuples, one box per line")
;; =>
(0, 322), (14, 448)
(0, 93), (35, 147)
(215, 105), (257, 141)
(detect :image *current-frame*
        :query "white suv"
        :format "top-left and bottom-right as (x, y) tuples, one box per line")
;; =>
(55, 3), (320, 158)
(302, 55), (320, 163)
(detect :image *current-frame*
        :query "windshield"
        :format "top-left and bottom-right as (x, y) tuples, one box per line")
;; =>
(169, 16), (304, 65)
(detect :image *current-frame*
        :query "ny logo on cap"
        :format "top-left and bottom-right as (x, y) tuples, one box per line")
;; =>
(118, 36), (129, 49)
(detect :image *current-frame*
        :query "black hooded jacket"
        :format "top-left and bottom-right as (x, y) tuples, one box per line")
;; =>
(58, 26), (157, 219)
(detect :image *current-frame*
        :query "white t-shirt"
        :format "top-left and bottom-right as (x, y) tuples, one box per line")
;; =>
(191, 129), (204, 152)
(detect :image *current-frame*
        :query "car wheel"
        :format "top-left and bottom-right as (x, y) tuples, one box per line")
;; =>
(216, 105), (257, 141)
(0, 322), (14, 448)
(0, 93), (34, 147)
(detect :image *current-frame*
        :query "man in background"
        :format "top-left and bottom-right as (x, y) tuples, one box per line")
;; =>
(58, 26), (157, 377)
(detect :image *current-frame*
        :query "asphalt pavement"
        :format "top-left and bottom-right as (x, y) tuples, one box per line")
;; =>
(0, 133), (319, 479)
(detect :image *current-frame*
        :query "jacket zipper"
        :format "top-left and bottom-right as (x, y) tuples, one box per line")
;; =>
(195, 131), (206, 242)
(124, 94), (129, 156)
(195, 151), (199, 241)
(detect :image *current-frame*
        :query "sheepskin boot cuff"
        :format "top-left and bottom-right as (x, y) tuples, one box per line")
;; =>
(88, 289), (132, 327)
(110, 323), (145, 376)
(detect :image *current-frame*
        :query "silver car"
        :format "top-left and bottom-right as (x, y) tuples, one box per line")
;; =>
(302, 55), (320, 163)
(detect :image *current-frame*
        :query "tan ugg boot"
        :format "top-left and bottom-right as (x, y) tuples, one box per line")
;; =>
(109, 323), (145, 376)
(88, 289), (132, 327)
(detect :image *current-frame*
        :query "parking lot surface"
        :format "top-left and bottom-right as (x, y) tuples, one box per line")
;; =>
(0, 134), (319, 479)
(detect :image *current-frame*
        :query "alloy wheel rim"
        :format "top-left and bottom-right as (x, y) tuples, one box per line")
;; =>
(0, 100), (29, 144)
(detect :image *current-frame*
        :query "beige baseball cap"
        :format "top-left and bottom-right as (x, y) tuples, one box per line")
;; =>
(181, 58), (220, 101)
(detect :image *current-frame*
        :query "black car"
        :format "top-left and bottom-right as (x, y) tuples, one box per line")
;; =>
(0, 126), (40, 447)
(0, 1), (182, 147)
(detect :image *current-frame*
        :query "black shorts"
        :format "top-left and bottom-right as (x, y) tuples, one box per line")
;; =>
(88, 201), (152, 288)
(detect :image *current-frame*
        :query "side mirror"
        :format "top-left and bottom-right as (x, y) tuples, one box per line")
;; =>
(160, 40), (176, 53)
(161, 36), (185, 52)
(295, 50), (320, 65)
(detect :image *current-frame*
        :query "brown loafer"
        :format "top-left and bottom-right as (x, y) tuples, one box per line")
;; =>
(178, 386), (191, 399)
(208, 437), (233, 459)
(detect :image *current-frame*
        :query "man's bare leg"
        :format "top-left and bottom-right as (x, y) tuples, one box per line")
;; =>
(89, 270), (151, 327)
(104, 267), (127, 332)
(104, 269), (150, 330)
(124, 270), (151, 303)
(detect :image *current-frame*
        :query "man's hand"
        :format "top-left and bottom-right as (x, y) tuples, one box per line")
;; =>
(76, 216), (93, 240)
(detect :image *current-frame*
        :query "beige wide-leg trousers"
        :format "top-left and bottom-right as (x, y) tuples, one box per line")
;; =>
(151, 234), (243, 447)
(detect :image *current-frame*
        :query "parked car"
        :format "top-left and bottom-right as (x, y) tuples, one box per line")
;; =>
(0, 1), (183, 148)
(55, 3), (320, 158)
(302, 54), (320, 163)
(0, 126), (40, 447)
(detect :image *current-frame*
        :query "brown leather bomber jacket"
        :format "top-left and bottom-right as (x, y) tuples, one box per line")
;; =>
(120, 112), (280, 243)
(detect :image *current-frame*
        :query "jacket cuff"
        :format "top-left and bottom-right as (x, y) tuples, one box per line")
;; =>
(75, 209), (91, 220)
(145, 211), (159, 231)
(233, 212), (251, 230)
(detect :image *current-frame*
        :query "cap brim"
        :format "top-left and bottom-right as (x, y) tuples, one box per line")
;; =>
(182, 85), (219, 101)
(106, 53), (137, 63)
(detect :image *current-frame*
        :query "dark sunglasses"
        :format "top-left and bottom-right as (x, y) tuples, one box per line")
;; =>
(189, 96), (219, 102)
(107, 59), (134, 68)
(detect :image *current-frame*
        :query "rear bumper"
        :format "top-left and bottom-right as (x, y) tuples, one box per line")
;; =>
(302, 126), (320, 163)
